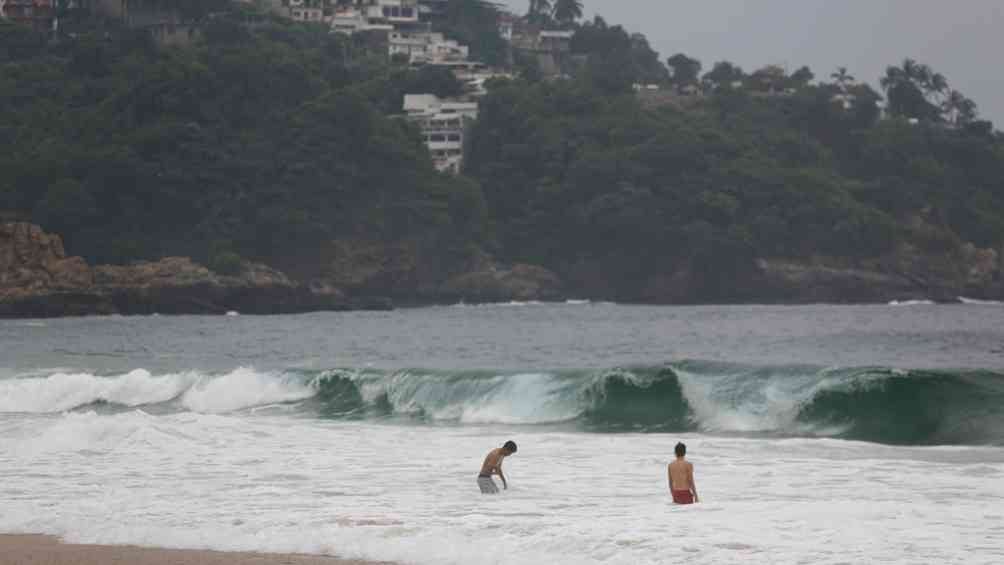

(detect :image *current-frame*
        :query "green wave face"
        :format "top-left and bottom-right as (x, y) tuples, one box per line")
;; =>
(795, 369), (1004, 445)
(304, 363), (1004, 446)
(7, 363), (1000, 445)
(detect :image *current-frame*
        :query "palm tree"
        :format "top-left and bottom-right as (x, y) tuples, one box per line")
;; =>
(528, 0), (552, 23)
(943, 90), (977, 126)
(552, 0), (583, 24)
(830, 66), (855, 92)
(529, 0), (552, 16)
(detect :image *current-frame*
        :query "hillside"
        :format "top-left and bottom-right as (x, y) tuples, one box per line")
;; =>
(1, 6), (1002, 314)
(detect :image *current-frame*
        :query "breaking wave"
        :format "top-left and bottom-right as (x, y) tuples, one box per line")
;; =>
(2, 363), (1002, 446)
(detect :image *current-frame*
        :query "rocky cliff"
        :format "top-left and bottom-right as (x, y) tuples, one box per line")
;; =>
(0, 223), (351, 317)
(0, 224), (568, 317)
(3, 222), (1000, 317)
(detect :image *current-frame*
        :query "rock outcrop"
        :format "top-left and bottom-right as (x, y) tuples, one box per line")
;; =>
(321, 239), (566, 304)
(4, 222), (999, 317)
(0, 223), (365, 318)
(441, 263), (564, 303)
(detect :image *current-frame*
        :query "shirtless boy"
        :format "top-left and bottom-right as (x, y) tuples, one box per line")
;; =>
(668, 442), (698, 504)
(478, 441), (517, 494)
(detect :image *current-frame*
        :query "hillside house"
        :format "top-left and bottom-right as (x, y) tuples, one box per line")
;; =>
(330, 4), (392, 34)
(538, 30), (573, 52)
(360, 0), (419, 25)
(416, 0), (447, 22)
(404, 94), (478, 174)
(286, 0), (330, 24)
(497, 12), (515, 41)
(91, 0), (201, 45)
(0, 0), (57, 33)
(390, 30), (468, 64)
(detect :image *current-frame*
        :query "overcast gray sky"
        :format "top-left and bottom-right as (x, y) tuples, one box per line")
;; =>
(502, 0), (1004, 124)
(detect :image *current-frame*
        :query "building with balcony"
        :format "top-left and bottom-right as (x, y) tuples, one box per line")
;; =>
(287, 0), (328, 24)
(358, 0), (418, 25)
(404, 94), (479, 174)
(390, 30), (468, 64)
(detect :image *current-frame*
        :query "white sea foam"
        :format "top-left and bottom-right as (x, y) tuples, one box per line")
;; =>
(887, 299), (936, 306)
(1, 413), (1002, 565)
(0, 368), (316, 415)
(179, 368), (315, 413)
(0, 370), (196, 413)
(959, 296), (1004, 306)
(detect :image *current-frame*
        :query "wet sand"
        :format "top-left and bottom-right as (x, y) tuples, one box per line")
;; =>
(0, 535), (385, 565)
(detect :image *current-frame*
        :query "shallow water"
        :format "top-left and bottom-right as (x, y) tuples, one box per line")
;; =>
(2, 303), (1003, 564)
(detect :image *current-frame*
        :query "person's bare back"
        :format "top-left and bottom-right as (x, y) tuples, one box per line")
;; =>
(480, 448), (505, 476)
(477, 441), (517, 494)
(668, 442), (698, 504)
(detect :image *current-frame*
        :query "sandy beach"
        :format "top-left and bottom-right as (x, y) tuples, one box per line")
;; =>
(0, 535), (383, 565)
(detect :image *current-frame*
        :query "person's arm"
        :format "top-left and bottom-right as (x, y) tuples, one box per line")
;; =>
(496, 461), (508, 490)
(667, 465), (674, 492)
(688, 463), (698, 503)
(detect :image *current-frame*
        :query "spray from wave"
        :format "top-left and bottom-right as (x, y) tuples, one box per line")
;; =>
(2, 363), (1002, 446)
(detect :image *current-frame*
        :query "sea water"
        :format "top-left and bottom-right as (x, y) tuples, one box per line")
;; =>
(2, 303), (1003, 564)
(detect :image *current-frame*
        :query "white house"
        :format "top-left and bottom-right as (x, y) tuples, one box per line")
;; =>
(538, 30), (574, 52)
(404, 94), (479, 174)
(330, 4), (393, 34)
(288, 0), (325, 24)
(497, 12), (516, 41)
(361, 0), (419, 25)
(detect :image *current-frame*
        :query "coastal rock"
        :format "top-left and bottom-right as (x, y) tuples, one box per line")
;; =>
(0, 223), (356, 317)
(752, 259), (924, 303)
(442, 263), (564, 303)
(322, 238), (563, 303)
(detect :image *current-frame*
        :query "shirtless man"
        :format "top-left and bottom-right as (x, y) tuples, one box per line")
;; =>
(478, 441), (517, 494)
(668, 442), (698, 504)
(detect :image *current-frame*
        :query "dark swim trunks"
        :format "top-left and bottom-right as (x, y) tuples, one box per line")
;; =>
(672, 490), (694, 505)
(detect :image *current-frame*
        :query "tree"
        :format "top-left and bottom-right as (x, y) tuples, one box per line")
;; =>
(943, 89), (977, 126)
(666, 53), (701, 86)
(552, 0), (583, 24)
(830, 66), (855, 92)
(528, 0), (553, 23)
(880, 58), (944, 122)
(438, 0), (509, 66)
(749, 65), (787, 93)
(702, 61), (744, 92)
(789, 65), (814, 88)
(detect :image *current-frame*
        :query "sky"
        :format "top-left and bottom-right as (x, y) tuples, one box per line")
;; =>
(502, 0), (1004, 124)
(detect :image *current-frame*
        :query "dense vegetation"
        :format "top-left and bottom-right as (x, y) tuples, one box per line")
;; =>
(0, 11), (482, 276)
(466, 16), (1004, 299)
(1, 3), (1002, 301)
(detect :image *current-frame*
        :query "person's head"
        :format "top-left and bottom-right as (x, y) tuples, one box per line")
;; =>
(675, 442), (686, 458)
(503, 440), (518, 455)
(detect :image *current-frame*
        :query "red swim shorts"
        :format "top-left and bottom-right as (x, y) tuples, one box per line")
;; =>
(672, 490), (694, 505)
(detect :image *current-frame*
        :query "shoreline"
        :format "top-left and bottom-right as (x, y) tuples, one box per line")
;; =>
(0, 294), (1000, 320)
(0, 535), (387, 565)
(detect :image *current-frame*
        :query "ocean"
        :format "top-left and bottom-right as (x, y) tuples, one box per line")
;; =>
(2, 303), (1003, 564)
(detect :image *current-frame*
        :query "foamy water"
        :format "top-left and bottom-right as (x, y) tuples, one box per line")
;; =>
(3, 305), (1003, 564)
(2, 411), (1003, 565)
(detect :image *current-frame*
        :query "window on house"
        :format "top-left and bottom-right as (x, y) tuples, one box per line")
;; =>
(430, 134), (447, 142)
(447, 134), (461, 142)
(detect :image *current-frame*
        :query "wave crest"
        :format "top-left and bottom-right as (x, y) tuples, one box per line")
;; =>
(4, 363), (1002, 445)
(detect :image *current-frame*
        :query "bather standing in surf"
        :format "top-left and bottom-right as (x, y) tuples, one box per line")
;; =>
(668, 442), (699, 504)
(478, 441), (517, 494)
